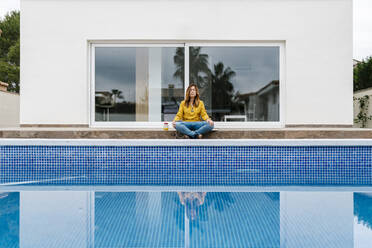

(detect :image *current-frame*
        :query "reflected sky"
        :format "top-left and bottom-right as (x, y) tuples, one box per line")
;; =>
(354, 193), (372, 248)
(162, 47), (184, 90)
(95, 48), (136, 102)
(95, 47), (183, 103)
(95, 46), (279, 104)
(1, 191), (371, 248)
(199, 46), (279, 94)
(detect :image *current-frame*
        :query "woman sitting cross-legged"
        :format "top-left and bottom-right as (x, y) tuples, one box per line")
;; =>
(172, 84), (214, 139)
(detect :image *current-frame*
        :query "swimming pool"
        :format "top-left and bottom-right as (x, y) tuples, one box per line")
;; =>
(1, 139), (372, 186)
(1, 139), (372, 247)
(0, 189), (371, 248)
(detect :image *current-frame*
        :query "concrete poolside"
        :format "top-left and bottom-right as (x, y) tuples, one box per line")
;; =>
(1, 127), (372, 139)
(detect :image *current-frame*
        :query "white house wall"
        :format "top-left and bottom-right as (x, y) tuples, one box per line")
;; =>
(20, 0), (353, 126)
(0, 91), (19, 127)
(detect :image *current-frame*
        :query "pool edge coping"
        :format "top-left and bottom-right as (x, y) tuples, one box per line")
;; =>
(1, 138), (372, 146)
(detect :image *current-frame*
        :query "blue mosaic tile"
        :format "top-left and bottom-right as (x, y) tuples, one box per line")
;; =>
(0, 146), (372, 185)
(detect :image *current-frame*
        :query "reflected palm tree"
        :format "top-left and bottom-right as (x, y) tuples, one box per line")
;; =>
(173, 48), (239, 119)
(203, 192), (235, 212)
(111, 89), (123, 104)
(173, 47), (211, 87)
(174, 47), (212, 112)
(173, 48), (185, 83)
(189, 192), (235, 236)
(210, 62), (236, 121)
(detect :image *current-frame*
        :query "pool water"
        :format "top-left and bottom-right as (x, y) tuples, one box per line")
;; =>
(0, 192), (19, 248)
(0, 189), (372, 248)
(95, 192), (279, 248)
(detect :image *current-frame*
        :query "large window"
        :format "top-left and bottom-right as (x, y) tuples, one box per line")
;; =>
(188, 46), (280, 122)
(94, 46), (184, 122)
(91, 43), (282, 127)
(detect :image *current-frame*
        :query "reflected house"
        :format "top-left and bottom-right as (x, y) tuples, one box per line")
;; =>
(238, 80), (279, 121)
(95, 91), (115, 121)
(161, 84), (184, 120)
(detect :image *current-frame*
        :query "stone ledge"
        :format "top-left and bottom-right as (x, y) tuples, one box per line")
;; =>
(1, 129), (372, 139)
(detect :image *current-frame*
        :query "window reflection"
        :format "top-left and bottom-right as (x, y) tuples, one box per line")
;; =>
(162, 48), (185, 121)
(189, 46), (280, 122)
(94, 45), (280, 123)
(95, 47), (184, 122)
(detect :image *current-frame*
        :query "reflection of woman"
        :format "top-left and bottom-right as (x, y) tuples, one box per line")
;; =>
(172, 84), (214, 139)
(178, 192), (206, 220)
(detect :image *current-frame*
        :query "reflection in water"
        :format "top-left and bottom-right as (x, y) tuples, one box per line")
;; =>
(188, 192), (279, 247)
(0, 192), (9, 199)
(354, 193), (372, 247)
(3, 191), (372, 247)
(283, 192), (353, 248)
(354, 192), (372, 248)
(176, 192), (279, 247)
(95, 192), (185, 248)
(94, 192), (279, 247)
(354, 193), (372, 229)
(0, 192), (19, 248)
(178, 192), (206, 220)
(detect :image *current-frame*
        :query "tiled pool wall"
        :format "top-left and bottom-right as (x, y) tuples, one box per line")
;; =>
(0, 139), (372, 186)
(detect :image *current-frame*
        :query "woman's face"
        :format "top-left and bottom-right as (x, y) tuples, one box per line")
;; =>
(189, 86), (196, 98)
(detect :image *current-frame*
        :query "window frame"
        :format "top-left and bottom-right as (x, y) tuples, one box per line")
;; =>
(89, 42), (285, 129)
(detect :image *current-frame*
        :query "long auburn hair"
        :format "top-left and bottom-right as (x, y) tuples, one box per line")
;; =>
(185, 84), (200, 108)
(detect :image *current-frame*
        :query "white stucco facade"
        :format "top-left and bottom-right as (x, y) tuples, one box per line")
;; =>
(0, 91), (19, 127)
(20, 0), (353, 127)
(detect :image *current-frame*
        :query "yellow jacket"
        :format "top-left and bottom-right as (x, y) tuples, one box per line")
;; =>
(173, 100), (210, 122)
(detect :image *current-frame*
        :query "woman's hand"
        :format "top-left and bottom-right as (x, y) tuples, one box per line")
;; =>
(207, 119), (214, 127)
(172, 121), (176, 128)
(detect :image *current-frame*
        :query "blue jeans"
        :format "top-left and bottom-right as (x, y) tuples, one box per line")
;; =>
(175, 121), (214, 138)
